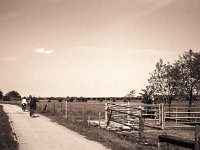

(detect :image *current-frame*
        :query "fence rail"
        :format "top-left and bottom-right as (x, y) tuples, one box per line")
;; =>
(106, 102), (200, 130)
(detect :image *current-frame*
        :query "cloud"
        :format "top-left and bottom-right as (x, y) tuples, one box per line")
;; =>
(35, 48), (54, 54)
(0, 12), (22, 22)
(1, 56), (20, 62)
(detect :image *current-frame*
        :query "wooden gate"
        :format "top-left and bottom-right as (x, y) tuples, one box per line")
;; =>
(106, 103), (200, 130)
(105, 102), (163, 130)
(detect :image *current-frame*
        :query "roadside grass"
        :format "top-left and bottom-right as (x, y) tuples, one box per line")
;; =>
(37, 101), (195, 150)
(0, 105), (18, 150)
(36, 101), (158, 149)
(42, 112), (157, 150)
(1, 101), (196, 150)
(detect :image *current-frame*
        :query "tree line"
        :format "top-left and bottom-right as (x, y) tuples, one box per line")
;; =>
(0, 90), (21, 101)
(140, 49), (200, 107)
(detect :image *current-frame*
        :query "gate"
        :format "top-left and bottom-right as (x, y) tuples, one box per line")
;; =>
(106, 103), (200, 130)
(164, 106), (200, 128)
(106, 102), (163, 130)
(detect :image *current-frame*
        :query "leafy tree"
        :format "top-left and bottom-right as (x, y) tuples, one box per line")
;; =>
(143, 49), (200, 109)
(3, 91), (21, 101)
(176, 50), (200, 108)
(125, 89), (136, 97)
(125, 89), (136, 101)
(139, 86), (154, 104)
(147, 59), (180, 105)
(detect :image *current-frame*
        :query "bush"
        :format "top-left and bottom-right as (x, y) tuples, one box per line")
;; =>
(3, 91), (21, 101)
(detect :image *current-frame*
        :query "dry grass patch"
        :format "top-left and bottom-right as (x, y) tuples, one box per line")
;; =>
(0, 105), (18, 150)
(42, 112), (157, 150)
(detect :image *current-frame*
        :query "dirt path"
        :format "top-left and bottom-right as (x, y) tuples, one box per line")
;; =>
(2, 104), (109, 150)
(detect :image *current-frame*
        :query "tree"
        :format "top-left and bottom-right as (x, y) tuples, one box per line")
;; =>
(139, 86), (154, 104)
(124, 89), (136, 102)
(147, 59), (180, 105)
(125, 89), (136, 97)
(3, 90), (21, 101)
(176, 50), (200, 108)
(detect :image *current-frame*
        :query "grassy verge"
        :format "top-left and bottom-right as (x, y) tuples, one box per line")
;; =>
(41, 112), (157, 150)
(0, 105), (19, 150)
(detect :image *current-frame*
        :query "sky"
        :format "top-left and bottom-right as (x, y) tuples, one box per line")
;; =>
(0, 0), (200, 97)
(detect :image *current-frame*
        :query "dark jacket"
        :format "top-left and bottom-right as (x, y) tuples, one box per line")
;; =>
(30, 98), (37, 109)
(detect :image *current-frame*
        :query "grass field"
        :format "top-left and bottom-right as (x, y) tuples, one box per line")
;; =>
(37, 101), (105, 120)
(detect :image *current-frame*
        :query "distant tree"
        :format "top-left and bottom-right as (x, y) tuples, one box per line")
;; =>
(125, 89), (136, 101)
(0, 90), (3, 100)
(3, 90), (21, 101)
(139, 86), (154, 104)
(125, 89), (136, 97)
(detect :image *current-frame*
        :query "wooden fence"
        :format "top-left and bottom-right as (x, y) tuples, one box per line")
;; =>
(106, 102), (200, 130)
(106, 102), (163, 130)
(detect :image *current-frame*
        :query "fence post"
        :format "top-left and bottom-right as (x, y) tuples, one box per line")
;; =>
(127, 102), (130, 125)
(161, 103), (165, 130)
(60, 101), (63, 115)
(99, 112), (101, 126)
(65, 101), (68, 119)
(159, 104), (161, 125)
(176, 107), (177, 126)
(105, 103), (108, 124)
(88, 112), (91, 126)
(53, 102), (55, 113)
(195, 125), (200, 150)
(139, 116), (144, 144)
(82, 104), (85, 121)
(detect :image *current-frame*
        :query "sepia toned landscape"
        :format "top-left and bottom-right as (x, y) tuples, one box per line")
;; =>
(0, 0), (200, 150)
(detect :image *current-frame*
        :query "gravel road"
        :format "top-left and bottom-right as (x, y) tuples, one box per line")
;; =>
(2, 104), (108, 150)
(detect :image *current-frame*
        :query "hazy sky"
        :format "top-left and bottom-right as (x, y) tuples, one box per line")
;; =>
(0, 0), (200, 97)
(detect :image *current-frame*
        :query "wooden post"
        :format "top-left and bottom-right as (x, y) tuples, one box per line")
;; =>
(70, 106), (72, 120)
(105, 103), (108, 124)
(127, 102), (130, 125)
(99, 112), (101, 126)
(53, 102), (55, 113)
(49, 101), (51, 112)
(139, 116), (144, 144)
(65, 101), (68, 119)
(60, 101), (62, 115)
(88, 113), (91, 126)
(161, 103), (165, 130)
(195, 125), (200, 150)
(159, 104), (161, 125)
(176, 107), (177, 126)
(82, 104), (85, 121)
(46, 101), (49, 112)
